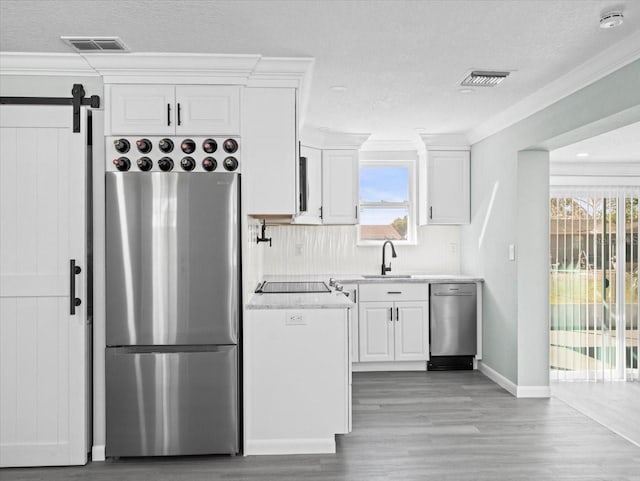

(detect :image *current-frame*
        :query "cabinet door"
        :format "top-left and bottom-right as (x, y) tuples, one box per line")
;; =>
(358, 302), (394, 362)
(243, 87), (297, 215)
(175, 85), (240, 135)
(322, 149), (359, 224)
(108, 84), (174, 135)
(394, 301), (429, 361)
(427, 150), (470, 224)
(293, 145), (323, 224)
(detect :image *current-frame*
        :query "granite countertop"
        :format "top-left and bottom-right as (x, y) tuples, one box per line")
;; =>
(333, 274), (484, 284)
(259, 274), (484, 284)
(246, 290), (354, 310)
(246, 273), (483, 309)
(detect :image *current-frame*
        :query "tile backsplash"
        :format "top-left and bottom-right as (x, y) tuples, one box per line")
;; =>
(259, 224), (461, 276)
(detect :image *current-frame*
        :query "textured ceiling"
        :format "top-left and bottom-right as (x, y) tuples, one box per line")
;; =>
(1, 0), (639, 145)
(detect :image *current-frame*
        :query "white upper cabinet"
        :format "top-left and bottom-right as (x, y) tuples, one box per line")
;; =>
(243, 87), (297, 216)
(107, 84), (240, 135)
(426, 150), (470, 224)
(322, 149), (359, 224)
(175, 85), (240, 135)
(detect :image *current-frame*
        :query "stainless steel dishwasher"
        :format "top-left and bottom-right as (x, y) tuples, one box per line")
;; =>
(428, 283), (477, 370)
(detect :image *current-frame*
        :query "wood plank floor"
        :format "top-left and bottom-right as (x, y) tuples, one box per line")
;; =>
(552, 380), (640, 447)
(3, 371), (639, 481)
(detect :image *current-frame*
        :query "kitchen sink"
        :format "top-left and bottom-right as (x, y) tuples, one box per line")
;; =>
(362, 274), (412, 279)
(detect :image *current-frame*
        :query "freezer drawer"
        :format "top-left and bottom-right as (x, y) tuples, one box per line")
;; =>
(106, 345), (238, 457)
(430, 284), (477, 356)
(106, 172), (239, 346)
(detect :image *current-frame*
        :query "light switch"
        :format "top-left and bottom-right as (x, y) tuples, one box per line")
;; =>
(508, 244), (516, 261)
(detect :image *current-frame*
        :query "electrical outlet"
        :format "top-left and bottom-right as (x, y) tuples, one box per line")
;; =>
(295, 243), (303, 256)
(449, 242), (458, 255)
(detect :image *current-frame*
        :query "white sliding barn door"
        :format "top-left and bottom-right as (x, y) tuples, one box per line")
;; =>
(0, 105), (88, 467)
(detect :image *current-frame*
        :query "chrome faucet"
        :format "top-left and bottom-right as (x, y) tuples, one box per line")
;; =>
(381, 240), (397, 275)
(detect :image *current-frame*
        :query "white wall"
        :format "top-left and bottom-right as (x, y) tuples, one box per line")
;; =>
(461, 59), (640, 389)
(262, 224), (460, 276)
(0, 74), (103, 98)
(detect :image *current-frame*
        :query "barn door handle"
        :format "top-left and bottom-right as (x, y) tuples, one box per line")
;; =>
(69, 259), (82, 315)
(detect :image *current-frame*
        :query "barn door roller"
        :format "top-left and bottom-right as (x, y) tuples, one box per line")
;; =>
(0, 83), (100, 133)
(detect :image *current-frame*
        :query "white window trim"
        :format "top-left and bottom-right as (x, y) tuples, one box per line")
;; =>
(357, 160), (417, 246)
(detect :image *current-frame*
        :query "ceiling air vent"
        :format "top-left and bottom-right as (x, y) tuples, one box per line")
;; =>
(460, 70), (510, 87)
(61, 36), (129, 53)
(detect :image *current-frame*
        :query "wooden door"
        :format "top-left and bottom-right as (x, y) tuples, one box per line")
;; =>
(0, 105), (88, 467)
(176, 85), (240, 135)
(358, 302), (394, 362)
(394, 301), (429, 361)
(107, 84), (174, 135)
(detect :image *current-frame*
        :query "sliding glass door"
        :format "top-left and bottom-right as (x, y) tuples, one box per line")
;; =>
(550, 193), (638, 381)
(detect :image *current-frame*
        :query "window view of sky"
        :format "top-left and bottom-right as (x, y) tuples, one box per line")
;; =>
(360, 166), (408, 203)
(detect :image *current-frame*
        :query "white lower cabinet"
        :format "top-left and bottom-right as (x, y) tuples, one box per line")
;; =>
(243, 308), (350, 455)
(359, 301), (429, 362)
(357, 283), (429, 364)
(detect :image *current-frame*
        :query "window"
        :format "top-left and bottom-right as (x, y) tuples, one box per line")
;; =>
(358, 161), (415, 244)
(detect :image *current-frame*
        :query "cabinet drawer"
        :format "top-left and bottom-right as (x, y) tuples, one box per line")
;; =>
(359, 283), (428, 302)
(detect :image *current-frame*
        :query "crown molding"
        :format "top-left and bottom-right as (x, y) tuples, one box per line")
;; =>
(0, 52), (98, 76)
(248, 57), (315, 129)
(419, 133), (470, 150)
(300, 126), (370, 149)
(82, 52), (261, 83)
(360, 139), (419, 152)
(468, 30), (640, 144)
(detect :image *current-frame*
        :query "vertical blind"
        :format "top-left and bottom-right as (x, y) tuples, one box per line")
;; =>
(550, 188), (639, 381)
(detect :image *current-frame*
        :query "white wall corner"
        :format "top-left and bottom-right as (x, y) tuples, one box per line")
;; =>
(478, 361), (517, 397)
(91, 444), (106, 461)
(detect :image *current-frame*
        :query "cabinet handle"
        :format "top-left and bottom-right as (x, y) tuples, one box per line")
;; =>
(389, 307), (393, 322)
(429, 206), (433, 219)
(177, 103), (182, 126)
(387, 291), (402, 294)
(355, 205), (358, 220)
(69, 259), (82, 315)
(353, 290), (357, 303)
(320, 206), (323, 219)
(167, 103), (171, 126)
(396, 307), (399, 322)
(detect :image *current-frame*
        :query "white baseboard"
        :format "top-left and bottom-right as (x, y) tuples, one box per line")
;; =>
(516, 385), (551, 398)
(91, 444), (105, 461)
(478, 362), (550, 398)
(352, 361), (426, 372)
(478, 361), (517, 397)
(244, 437), (335, 456)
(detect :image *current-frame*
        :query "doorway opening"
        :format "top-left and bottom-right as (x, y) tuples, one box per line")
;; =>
(549, 193), (639, 381)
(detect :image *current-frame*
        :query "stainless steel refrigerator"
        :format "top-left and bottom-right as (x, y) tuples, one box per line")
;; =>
(105, 172), (240, 457)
